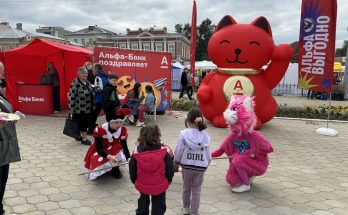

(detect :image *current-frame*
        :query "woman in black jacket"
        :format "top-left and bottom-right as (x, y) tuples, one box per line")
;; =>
(46, 62), (61, 113)
(179, 68), (192, 99)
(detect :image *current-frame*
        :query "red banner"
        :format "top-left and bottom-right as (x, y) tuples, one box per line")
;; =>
(94, 47), (172, 111)
(190, 0), (197, 87)
(298, 0), (337, 92)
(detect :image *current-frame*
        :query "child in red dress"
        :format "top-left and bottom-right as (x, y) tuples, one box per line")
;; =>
(84, 108), (131, 180)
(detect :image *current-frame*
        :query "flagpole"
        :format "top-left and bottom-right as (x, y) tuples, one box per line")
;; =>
(326, 93), (331, 129)
(190, 0), (197, 93)
(316, 92), (337, 136)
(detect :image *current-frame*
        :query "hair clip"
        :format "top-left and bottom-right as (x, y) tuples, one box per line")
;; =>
(195, 117), (203, 123)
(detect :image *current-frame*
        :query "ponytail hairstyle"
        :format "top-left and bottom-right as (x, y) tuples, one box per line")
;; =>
(185, 108), (207, 131)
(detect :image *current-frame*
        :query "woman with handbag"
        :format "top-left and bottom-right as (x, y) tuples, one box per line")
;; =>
(0, 62), (21, 215)
(68, 67), (95, 145)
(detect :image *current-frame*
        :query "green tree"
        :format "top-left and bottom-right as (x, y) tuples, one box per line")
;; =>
(174, 24), (183, 33)
(175, 23), (191, 40)
(196, 18), (215, 60)
(174, 18), (215, 61)
(335, 40), (347, 57)
(290, 41), (299, 63)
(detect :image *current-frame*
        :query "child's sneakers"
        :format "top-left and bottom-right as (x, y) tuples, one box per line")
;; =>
(231, 184), (250, 193)
(136, 122), (145, 127)
(182, 208), (190, 215)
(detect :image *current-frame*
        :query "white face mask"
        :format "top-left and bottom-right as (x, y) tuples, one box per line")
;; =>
(87, 65), (92, 70)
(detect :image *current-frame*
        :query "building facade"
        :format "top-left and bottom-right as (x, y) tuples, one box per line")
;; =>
(95, 27), (190, 62)
(65, 25), (117, 47)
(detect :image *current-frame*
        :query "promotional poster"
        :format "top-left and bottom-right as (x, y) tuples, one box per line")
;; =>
(94, 47), (172, 111)
(298, 0), (337, 92)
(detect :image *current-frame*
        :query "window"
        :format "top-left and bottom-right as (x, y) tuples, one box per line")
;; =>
(131, 43), (139, 50)
(89, 38), (93, 44)
(168, 43), (175, 55)
(81, 39), (85, 45)
(155, 43), (163, 52)
(143, 43), (150, 51)
(119, 43), (127, 49)
(74, 39), (78, 43)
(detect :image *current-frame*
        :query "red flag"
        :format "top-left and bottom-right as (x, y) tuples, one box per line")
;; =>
(190, 0), (197, 87)
(298, 0), (337, 92)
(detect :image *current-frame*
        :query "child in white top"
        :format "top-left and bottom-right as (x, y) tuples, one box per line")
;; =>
(174, 108), (212, 215)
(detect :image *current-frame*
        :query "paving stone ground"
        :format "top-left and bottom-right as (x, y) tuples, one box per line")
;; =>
(3, 102), (348, 214)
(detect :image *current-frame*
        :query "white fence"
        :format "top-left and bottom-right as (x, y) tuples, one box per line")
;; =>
(272, 83), (306, 97)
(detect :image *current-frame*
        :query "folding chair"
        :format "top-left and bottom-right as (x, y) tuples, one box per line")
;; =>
(144, 98), (156, 123)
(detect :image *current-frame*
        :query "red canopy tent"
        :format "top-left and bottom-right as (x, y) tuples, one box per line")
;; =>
(0, 39), (92, 110)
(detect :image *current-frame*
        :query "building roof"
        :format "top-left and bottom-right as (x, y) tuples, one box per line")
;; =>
(0, 27), (26, 39)
(67, 25), (117, 36)
(1, 38), (92, 55)
(98, 32), (190, 44)
(0, 23), (66, 41)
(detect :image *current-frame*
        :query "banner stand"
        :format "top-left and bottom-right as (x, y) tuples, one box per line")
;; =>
(316, 93), (338, 136)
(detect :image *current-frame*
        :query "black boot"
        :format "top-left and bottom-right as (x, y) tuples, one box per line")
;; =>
(81, 140), (92, 145)
(111, 167), (122, 179)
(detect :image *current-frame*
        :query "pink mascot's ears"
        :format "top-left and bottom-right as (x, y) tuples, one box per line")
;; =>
(243, 96), (254, 112)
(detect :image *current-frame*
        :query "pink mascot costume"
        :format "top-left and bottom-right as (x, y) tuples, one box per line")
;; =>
(212, 96), (273, 192)
(197, 15), (293, 128)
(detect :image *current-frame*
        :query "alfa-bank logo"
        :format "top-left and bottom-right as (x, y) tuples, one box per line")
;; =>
(160, 56), (169, 69)
(18, 96), (45, 102)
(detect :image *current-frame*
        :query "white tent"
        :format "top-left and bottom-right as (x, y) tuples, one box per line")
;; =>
(280, 63), (298, 85)
(173, 61), (185, 69)
(196, 60), (217, 70)
(186, 60), (217, 70)
(172, 62), (185, 91)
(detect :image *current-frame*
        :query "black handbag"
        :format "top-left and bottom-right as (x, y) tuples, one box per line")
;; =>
(63, 117), (80, 138)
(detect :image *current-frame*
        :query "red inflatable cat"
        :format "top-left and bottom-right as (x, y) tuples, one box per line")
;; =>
(197, 15), (293, 128)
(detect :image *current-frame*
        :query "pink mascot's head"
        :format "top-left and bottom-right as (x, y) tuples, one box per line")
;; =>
(223, 96), (256, 136)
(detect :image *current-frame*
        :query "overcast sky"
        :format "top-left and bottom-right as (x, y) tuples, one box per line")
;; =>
(0, 0), (347, 48)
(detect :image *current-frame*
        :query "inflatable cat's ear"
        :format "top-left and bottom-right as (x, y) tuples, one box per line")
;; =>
(251, 16), (272, 37)
(215, 15), (237, 32)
